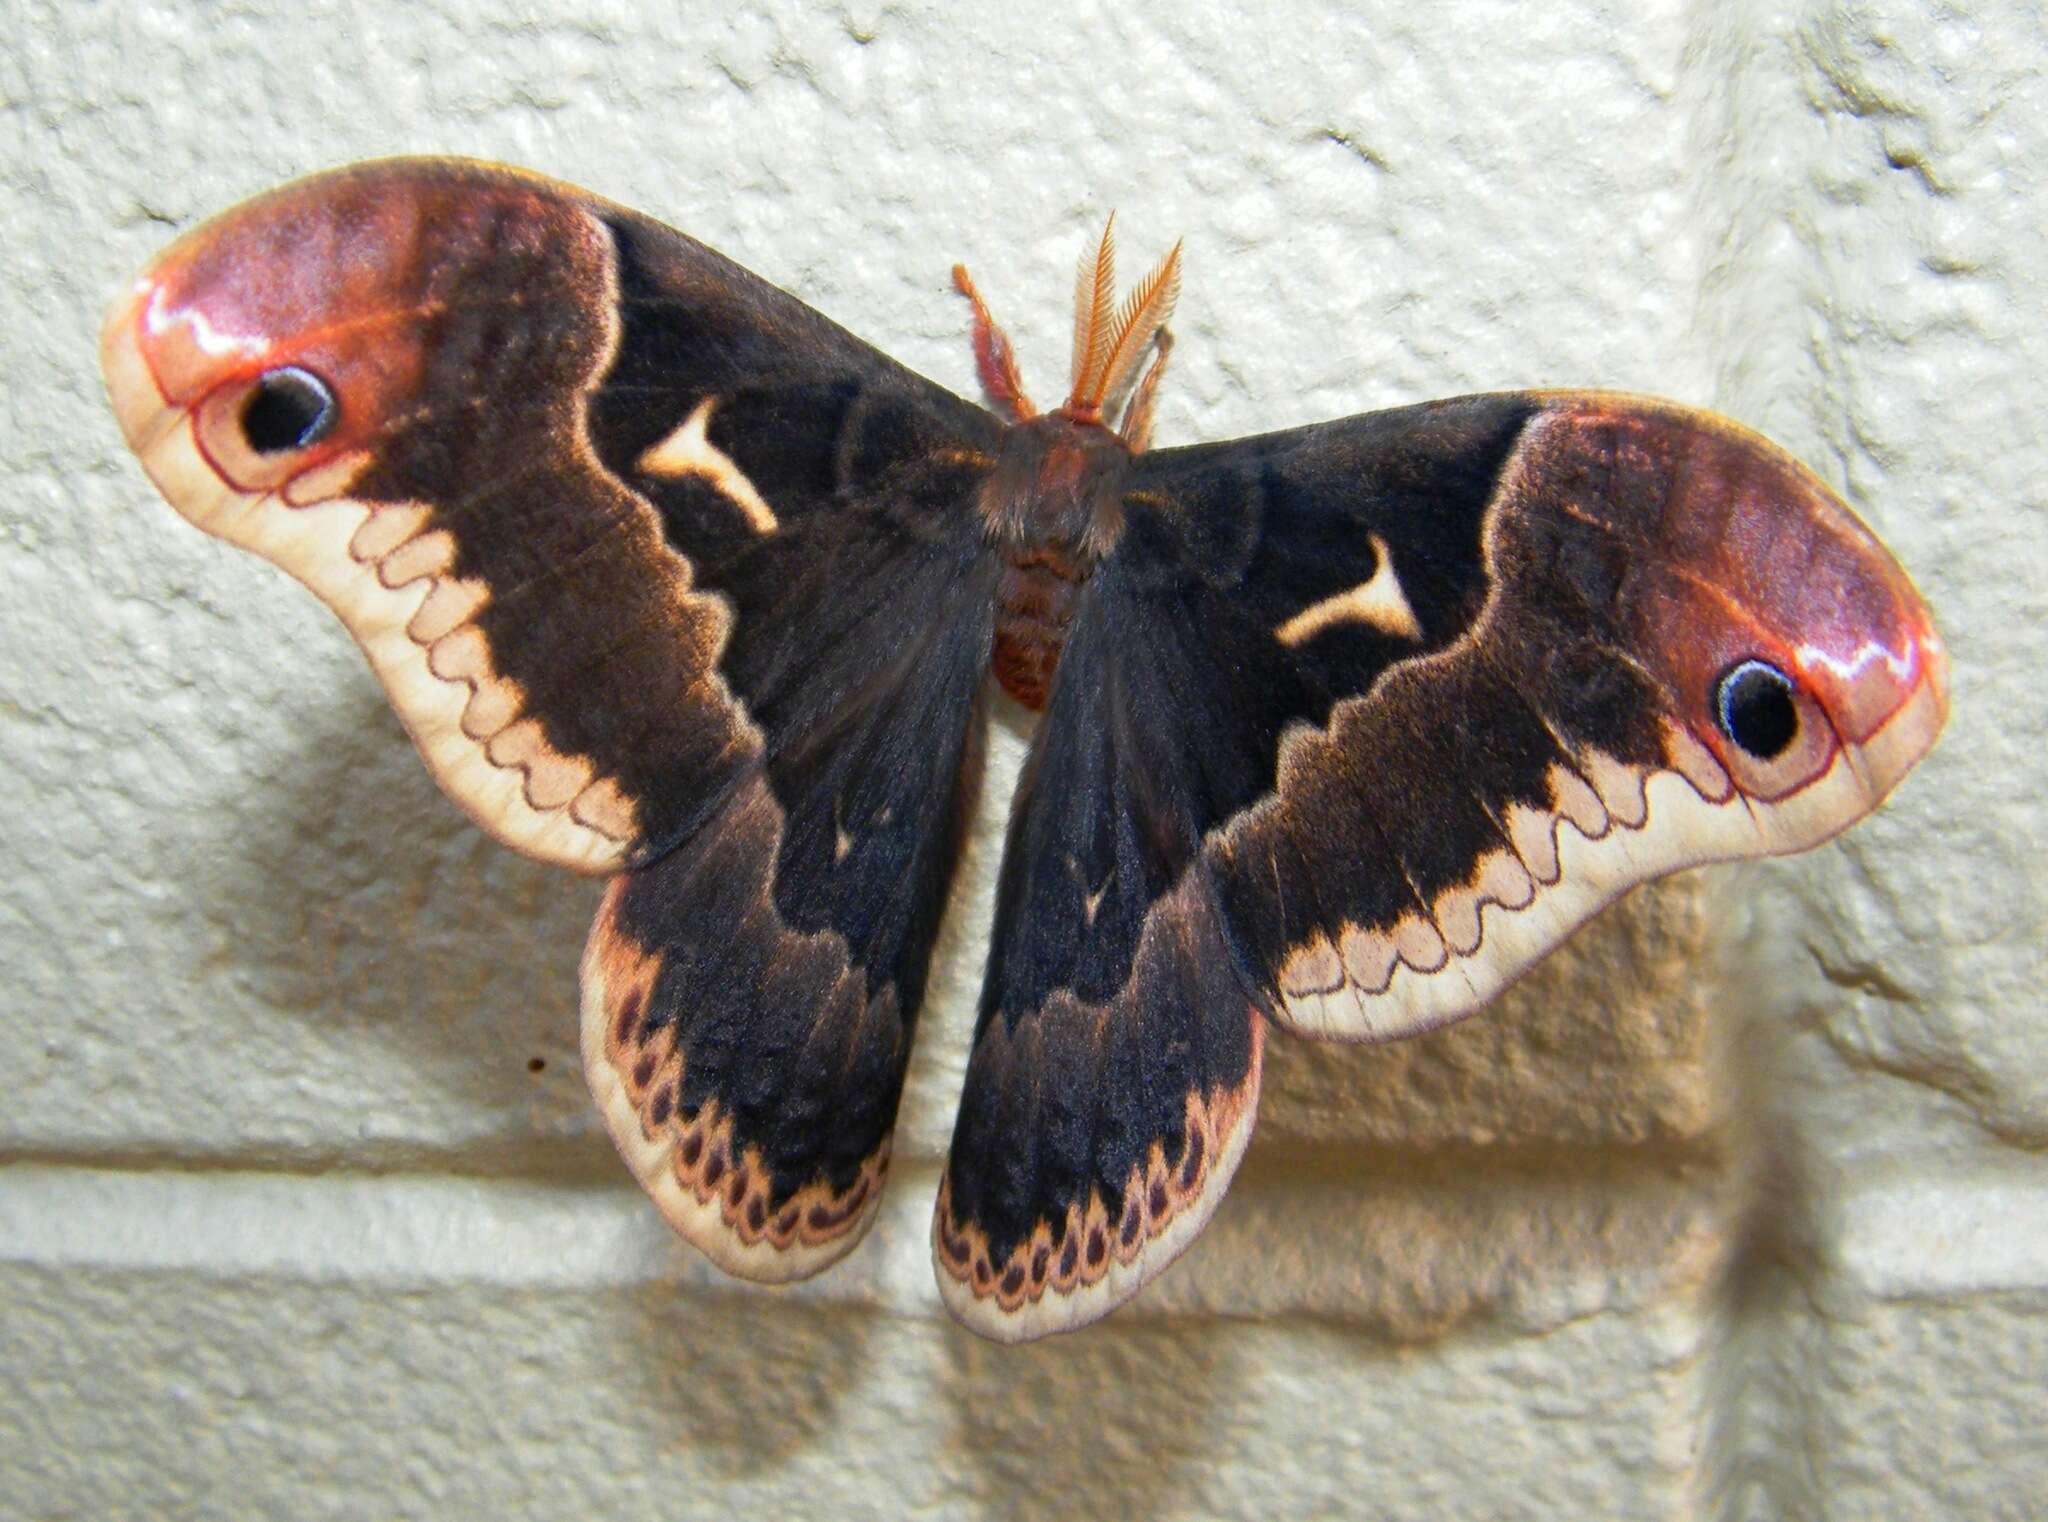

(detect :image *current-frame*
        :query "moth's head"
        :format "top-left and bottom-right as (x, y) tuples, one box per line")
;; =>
(1594, 402), (1951, 819)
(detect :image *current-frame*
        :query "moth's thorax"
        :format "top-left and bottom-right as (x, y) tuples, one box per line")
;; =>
(983, 413), (1132, 710)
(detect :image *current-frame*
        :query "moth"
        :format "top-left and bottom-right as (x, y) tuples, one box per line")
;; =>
(102, 159), (1947, 1343)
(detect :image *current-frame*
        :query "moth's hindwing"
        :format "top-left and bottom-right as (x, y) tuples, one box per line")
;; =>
(935, 574), (1269, 1337)
(937, 392), (1946, 1339)
(103, 157), (1007, 1281)
(584, 523), (997, 1277)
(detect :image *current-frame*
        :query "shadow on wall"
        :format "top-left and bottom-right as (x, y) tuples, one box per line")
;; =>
(195, 683), (605, 1159)
(1258, 871), (1727, 1155)
(936, 1312), (1241, 1522)
(612, 1287), (883, 1483)
(608, 1281), (1248, 1520)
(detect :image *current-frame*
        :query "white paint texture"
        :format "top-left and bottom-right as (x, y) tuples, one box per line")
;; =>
(2, 0), (2042, 1516)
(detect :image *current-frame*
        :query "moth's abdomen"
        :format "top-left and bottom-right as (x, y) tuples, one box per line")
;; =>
(993, 546), (1086, 709)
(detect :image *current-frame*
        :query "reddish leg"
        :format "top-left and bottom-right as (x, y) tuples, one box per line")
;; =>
(953, 263), (1036, 422)
(1117, 329), (1174, 452)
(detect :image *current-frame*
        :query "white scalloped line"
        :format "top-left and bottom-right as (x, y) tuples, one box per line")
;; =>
(103, 294), (638, 875)
(95, 201), (766, 878)
(931, 873), (1268, 1343)
(1275, 674), (1944, 1044)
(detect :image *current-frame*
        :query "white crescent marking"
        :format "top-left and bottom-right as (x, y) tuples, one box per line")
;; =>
(1274, 534), (1423, 645)
(636, 397), (780, 534)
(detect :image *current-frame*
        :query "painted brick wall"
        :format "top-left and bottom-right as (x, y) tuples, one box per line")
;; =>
(4, 1), (2041, 1517)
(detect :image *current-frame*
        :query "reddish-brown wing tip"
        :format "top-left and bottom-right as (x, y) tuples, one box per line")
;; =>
(98, 160), (694, 876)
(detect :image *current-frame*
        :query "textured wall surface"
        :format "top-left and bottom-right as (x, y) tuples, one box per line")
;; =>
(3, 1), (2043, 1517)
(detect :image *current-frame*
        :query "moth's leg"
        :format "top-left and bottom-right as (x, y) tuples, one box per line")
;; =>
(952, 263), (1036, 421)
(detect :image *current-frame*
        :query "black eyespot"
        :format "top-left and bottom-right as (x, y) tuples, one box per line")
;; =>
(240, 367), (336, 453)
(1714, 659), (1800, 760)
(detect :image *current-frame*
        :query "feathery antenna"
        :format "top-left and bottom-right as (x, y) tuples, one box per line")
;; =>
(1091, 240), (1181, 414)
(953, 218), (1182, 441)
(1063, 219), (1181, 425)
(1069, 214), (1118, 400)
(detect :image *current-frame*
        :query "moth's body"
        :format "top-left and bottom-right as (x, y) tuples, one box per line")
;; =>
(956, 228), (1175, 711)
(102, 160), (1946, 1345)
(982, 413), (1132, 708)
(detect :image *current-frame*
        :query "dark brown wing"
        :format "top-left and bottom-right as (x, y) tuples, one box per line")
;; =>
(102, 157), (1000, 873)
(937, 392), (1946, 1339)
(102, 158), (1003, 1279)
